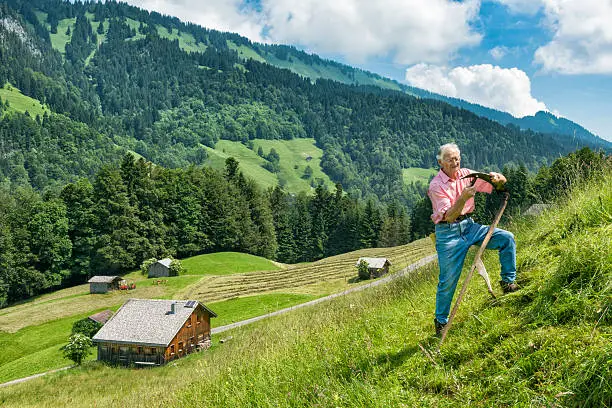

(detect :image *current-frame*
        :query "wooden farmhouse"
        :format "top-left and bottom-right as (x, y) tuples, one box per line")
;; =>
(356, 257), (392, 279)
(92, 298), (217, 366)
(88, 276), (123, 294)
(148, 258), (173, 278)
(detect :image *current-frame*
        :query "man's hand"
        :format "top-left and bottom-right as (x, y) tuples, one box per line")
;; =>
(460, 185), (476, 200)
(489, 172), (507, 188)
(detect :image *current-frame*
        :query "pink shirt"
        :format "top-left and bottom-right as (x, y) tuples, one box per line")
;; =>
(428, 168), (493, 224)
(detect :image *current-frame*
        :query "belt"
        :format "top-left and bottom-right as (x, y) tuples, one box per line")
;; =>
(438, 214), (471, 224)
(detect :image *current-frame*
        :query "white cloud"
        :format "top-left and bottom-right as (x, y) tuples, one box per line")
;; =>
(493, 0), (543, 15)
(405, 63), (548, 117)
(489, 46), (508, 60)
(260, 0), (482, 64)
(123, 0), (483, 65)
(122, 0), (267, 42)
(534, 0), (612, 74)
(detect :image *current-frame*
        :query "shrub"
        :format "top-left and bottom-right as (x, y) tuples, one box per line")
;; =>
(61, 333), (92, 365)
(72, 318), (103, 338)
(169, 257), (185, 276)
(357, 260), (370, 280)
(140, 257), (157, 275)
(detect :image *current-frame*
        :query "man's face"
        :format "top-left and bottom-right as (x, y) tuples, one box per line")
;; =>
(439, 149), (461, 177)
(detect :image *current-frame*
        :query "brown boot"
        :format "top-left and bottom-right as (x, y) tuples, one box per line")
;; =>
(500, 280), (519, 293)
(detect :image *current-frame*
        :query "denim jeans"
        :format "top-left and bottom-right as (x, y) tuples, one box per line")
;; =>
(434, 218), (516, 324)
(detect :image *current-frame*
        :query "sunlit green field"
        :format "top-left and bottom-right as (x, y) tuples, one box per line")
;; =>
(181, 252), (281, 276)
(402, 167), (437, 185)
(0, 241), (434, 385)
(204, 138), (335, 193)
(49, 17), (76, 53)
(0, 84), (49, 118)
(0, 170), (608, 407)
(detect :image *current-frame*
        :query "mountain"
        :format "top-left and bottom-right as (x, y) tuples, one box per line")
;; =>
(245, 44), (609, 147)
(0, 0), (608, 205)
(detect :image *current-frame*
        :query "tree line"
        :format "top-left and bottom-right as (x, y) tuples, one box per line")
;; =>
(0, 154), (411, 307)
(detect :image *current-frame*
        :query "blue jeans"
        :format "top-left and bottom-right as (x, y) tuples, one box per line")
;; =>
(434, 218), (516, 324)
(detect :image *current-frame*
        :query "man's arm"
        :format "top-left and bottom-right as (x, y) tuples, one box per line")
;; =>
(443, 185), (476, 222)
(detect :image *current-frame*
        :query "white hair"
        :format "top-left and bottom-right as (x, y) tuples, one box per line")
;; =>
(437, 143), (460, 162)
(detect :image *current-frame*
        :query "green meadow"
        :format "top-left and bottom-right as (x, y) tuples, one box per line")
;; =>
(0, 170), (607, 407)
(0, 240), (433, 385)
(0, 84), (49, 118)
(181, 252), (281, 276)
(204, 138), (335, 192)
(402, 167), (437, 185)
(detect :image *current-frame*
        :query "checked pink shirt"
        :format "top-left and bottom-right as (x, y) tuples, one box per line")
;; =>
(428, 168), (493, 224)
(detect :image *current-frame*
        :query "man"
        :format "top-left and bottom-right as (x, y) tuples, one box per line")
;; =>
(428, 143), (519, 336)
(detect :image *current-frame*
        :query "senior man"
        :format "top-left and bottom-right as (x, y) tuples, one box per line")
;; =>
(428, 143), (519, 336)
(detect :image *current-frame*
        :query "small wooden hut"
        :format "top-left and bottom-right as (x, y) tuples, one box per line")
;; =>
(88, 276), (123, 294)
(88, 310), (114, 325)
(148, 258), (173, 278)
(355, 257), (392, 279)
(92, 299), (217, 366)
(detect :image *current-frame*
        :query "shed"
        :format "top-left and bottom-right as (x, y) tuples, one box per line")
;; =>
(148, 258), (173, 278)
(88, 310), (114, 325)
(93, 299), (217, 366)
(88, 276), (123, 294)
(356, 257), (392, 279)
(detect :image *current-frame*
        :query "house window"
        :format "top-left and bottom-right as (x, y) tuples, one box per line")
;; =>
(186, 318), (192, 328)
(196, 314), (201, 325)
(137, 346), (143, 354)
(178, 342), (183, 352)
(170, 344), (175, 355)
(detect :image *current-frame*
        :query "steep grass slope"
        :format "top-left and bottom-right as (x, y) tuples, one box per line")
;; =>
(0, 172), (608, 406)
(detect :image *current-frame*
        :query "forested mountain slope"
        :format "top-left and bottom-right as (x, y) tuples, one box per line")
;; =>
(0, 0), (605, 205)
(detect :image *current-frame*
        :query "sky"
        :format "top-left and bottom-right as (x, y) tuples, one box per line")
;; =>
(121, 0), (612, 141)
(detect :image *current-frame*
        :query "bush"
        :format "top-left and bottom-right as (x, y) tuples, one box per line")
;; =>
(140, 257), (157, 275)
(169, 257), (185, 276)
(72, 318), (103, 338)
(357, 260), (370, 280)
(62, 333), (92, 365)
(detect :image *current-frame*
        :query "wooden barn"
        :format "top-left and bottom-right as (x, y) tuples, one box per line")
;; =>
(88, 310), (114, 325)
(88, 276), (123, 294)
(92, 299), (217, 366)
(148, 258), (173, 278)
(356, 257), (392, 279)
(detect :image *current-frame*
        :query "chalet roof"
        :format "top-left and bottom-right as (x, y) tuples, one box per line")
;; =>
(89, 310), (114, 325)
(157, 258), (172, 268)
(355, 257), (391, 269)
(92, 299), (217, 347)
(88, 276), (122, 284)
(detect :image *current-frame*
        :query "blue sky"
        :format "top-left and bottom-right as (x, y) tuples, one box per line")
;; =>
(123, 0), (612, 141)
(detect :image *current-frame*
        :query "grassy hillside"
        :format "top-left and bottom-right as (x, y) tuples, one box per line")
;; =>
(0, 83), (49, 117)
(0, 241), (433, 385)
(402, 167), (437, 185)
(181, 252), (281, 276)
(203, 138), (335, 193)
(0, 170), (608, 406)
